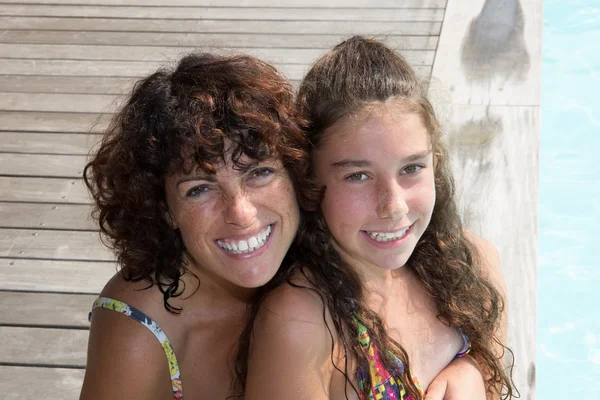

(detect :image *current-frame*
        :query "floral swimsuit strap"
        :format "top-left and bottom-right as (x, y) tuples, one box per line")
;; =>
(455, 327), (472, 359)
(355, 318), (472, 400)
(355, 318), (424, 400)
(89, 297), (183, 400)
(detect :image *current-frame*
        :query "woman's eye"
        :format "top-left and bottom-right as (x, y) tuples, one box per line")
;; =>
(346, 172), (369, 182)
(402, 165), (423, 175)
(186, 185), (210, 197)
(249, 167), (274, 179)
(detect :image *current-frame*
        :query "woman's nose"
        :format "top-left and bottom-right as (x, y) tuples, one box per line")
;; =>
(223, 190), (258, 228)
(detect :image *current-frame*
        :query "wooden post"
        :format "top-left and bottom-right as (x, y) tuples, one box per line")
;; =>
(429, 0), (541, 398)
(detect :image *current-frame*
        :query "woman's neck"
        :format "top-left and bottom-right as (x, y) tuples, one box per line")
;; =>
(182, 257), (257, 307)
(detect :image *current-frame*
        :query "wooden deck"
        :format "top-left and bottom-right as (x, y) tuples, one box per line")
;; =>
(0, 1), (538, 399)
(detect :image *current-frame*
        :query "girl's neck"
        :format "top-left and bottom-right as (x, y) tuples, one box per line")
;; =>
(332, 242), (412, 300)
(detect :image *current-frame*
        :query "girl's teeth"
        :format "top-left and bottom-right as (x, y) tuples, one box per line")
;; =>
(217, 225), (272, 254)
(367, 227), (410, 242)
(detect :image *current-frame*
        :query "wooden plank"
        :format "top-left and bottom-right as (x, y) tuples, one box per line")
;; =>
(0, 59), (176, 78)
(0, 0), (448, 8)
(0, 202), (94, 230)
(0, 75), (301, 95)
(0, 177), (90, 203)
(0, 292), (98, 327)
(0, 228), (112, 260)
(0, 153), (87, 178)
(0, 30), (439, 50)
(0, 258), (115, 293)
(0, 5), (445, 21)
(0, 44), (434, 66)
(0, 60), (430, 81)
(0, 17), (441, 36)
(0, 132), (102, 155)
(0, 326), (88, 366)
(0, 75), (134, 95)
(0, 44), (320, 63)
(0, 92), (123, 113)
(0, 366), (84, 400)
(0, 111), (110, 133)
(431, 0), (542, 106)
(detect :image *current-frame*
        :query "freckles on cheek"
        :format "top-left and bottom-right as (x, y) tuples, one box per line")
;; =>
(177, 205), (211, 240)
(322, 189), (369, 229)
(408, 182), (436, 213)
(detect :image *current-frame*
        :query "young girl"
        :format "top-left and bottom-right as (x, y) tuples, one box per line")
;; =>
(238, 37), (513, 399)
(80, 53), (309, 399)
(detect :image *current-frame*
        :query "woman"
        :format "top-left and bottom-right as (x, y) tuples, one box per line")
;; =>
(238, 37), (513, 399)
(80, 52), (309, 399)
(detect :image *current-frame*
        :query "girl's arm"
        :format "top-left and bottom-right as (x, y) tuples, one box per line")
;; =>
(426, 232), (508, 400)
(244, 281), (336, 400)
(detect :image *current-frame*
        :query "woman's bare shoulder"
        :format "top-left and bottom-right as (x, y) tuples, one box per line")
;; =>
(99, 272), (165, 312)
(82, 274), (174, 399)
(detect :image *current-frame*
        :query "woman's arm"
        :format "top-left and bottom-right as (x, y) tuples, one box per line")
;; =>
(80, 306), (173, 400)
(244, 281), (337, 400)
(424, 356), (486, 400)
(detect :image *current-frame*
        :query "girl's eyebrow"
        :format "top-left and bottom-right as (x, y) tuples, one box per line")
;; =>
(402, 150), (432, 163)
(331, 159), (371, 169)
(330, 151), (431, 169)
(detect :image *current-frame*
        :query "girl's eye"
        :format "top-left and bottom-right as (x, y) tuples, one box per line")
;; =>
(346, 172), (369, 182)
(401, 165), (423, 175)
(186, 185), (210, 197)
(249, 167), (274, 179)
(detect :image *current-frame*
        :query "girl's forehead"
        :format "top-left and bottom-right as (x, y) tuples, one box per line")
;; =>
(322, 106), (427, 145)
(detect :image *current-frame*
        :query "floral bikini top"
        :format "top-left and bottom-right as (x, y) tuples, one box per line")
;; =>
(355, 319), (471, 400)
(89, 297), (184, 400)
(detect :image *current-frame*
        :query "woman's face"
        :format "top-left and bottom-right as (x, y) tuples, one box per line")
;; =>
(165, 154), (299, 290)
(313, 104), (436, 275)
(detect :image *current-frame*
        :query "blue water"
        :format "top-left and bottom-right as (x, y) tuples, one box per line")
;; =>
(538, 1), (600, 397)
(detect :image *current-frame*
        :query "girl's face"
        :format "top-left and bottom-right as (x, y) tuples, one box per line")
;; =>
(165, 154), (300, 290)
(313, 104), (436, 275)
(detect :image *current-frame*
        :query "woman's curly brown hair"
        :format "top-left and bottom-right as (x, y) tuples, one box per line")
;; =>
(84, 52), (309, 313)
(235, 36), (514, 399)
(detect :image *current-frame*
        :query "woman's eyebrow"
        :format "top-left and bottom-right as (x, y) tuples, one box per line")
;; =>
(176, 174), (216, 186)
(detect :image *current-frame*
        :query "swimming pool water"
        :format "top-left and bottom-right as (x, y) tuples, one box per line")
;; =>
(538, 0), (600, 397)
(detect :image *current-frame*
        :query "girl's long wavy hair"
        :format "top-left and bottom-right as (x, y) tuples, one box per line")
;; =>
(84, 52), (309, 313)
(236, 36), (514, 399)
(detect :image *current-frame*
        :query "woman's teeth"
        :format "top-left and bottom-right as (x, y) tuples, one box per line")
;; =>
(367, 226), (410, 242)
(217, 225), (272, 254)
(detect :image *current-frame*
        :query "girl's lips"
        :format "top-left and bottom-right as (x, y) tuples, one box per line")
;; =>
(361, 222), (415, 249)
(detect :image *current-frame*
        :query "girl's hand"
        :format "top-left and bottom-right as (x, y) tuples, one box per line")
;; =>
(424, 356), (486, 400)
